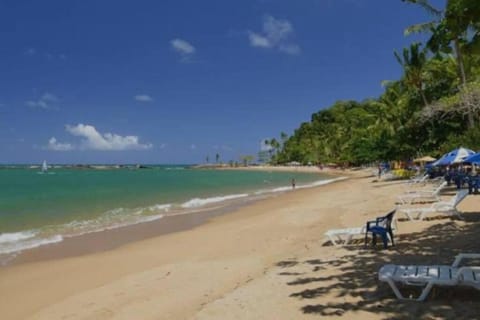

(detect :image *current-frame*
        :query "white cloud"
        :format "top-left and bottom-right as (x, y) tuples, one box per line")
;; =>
(190, 144), (197, 150)
(170, 38), (196, 62)
(46, 137), (74, 151)
(248, 33), (271, 48)
(65, 124), (152, 151)
(171, 38), (195, 54)
(26, 92), (59, 110)
(249, 15), (301, 55)
(134, 94), (153, 102)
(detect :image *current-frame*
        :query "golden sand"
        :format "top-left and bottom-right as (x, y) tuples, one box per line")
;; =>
(1, 168), (479, 319)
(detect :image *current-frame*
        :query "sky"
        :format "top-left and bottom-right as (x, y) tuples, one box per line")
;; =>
(0, 0), (443, 164)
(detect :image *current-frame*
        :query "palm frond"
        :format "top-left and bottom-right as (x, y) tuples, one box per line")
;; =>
(414, 0), (442, 17)
(404, 21), (437, 36)
(393, 50), (404, 66)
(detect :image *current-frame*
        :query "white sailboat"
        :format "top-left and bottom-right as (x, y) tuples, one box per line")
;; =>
(38, 160), (50, 174)
(42, 160), (48, 173)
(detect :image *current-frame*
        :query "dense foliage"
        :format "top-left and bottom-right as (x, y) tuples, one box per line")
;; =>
(269, 0), (480, 166)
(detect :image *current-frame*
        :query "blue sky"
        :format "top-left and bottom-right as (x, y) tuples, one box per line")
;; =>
(0, 0), (441, 164)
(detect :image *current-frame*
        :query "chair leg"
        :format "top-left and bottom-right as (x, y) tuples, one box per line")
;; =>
(388, 229), (394, 246)
(381, 233), (388, 249)
(417, 282), (435, 301)
(385, 279), (434, 301)
(327, 235), (340, 246)
(386, 278), (406, 299)
(345, 234), (354, 245)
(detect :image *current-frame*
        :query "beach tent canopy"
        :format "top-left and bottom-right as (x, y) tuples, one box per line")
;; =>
(464, 152), (480, 165)
(413, 156), (436, 163)
(432, 147), (476, 166)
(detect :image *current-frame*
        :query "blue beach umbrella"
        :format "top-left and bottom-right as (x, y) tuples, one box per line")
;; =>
(432, 147), (476, 166)
(464, 152), (480, 165)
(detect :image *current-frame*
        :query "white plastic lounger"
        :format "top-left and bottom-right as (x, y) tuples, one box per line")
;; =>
(405, 174), (428, 185)
(324, 226), (366, 246)
(397, 181), (447, 204)
(399, 189), (469, 221)
(378, 253), (480, 301)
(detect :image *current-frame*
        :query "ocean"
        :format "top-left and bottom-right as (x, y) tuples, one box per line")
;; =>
(0, 165), (339, 262)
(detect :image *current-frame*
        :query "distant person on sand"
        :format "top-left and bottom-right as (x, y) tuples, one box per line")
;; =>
(291, 178), (296, 189)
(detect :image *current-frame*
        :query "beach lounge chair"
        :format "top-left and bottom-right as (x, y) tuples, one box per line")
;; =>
(324, 226), (366, 246)
(378, 253), (480, 301)
(364, 209), (396, 249)
(397, 181), (447, 204)
(405, 173), (429, 185)
(399, 189), (469, 221)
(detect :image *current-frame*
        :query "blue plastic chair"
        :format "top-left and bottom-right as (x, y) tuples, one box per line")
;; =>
(364, 209), (396, 249)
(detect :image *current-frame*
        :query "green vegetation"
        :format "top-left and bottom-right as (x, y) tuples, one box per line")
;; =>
(271, 0), (480, 166)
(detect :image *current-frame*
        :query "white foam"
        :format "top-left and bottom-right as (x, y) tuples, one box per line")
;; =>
(148, 204), (172, 212)
(181, 194), (249, 208)
(60, 208), (168, 236)
(255, 177), (347, 195)
(0, 231), (37, 244)
(296, 177), (347, 189)
(0, 234), (63, 255)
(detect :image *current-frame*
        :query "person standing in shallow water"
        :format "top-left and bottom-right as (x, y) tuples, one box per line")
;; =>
(291, 178), (296, 189)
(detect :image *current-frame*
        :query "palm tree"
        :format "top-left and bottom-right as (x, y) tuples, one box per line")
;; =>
(403, 0), (467, 83)
(394, 43), (429, 107)
(403, 0), (480, 127)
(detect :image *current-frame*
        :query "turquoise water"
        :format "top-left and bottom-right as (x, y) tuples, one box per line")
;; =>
(0, 166), (337, 257)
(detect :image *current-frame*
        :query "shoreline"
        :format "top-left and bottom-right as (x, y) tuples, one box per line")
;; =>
(0, 166), (339, 265)
(2, 168), (478, 319)
(2, 168), (346, 267)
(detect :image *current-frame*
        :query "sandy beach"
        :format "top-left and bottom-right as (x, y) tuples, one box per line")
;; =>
(1, 168), (480, 319)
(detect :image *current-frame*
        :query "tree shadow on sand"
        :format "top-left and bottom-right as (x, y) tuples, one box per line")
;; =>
(277, 211), (480, 319)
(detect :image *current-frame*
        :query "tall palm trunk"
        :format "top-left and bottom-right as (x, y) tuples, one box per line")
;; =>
(453, 37), (474, 128)
(419, 88), (429, 107)
(453, 39), (467, 86)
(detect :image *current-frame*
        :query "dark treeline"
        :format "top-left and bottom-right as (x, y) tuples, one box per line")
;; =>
(268, 0), (480, 166)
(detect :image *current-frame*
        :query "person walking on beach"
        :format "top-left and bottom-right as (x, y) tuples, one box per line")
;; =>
(291, 178), (296, 189)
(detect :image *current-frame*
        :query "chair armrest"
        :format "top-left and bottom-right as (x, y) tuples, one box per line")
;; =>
(452, 253), (480, 267)
(431, 202), (453, 211)
(365, 220), (376, 230)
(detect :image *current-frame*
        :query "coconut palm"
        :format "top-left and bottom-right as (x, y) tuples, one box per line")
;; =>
(394, 43), (429, 107)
